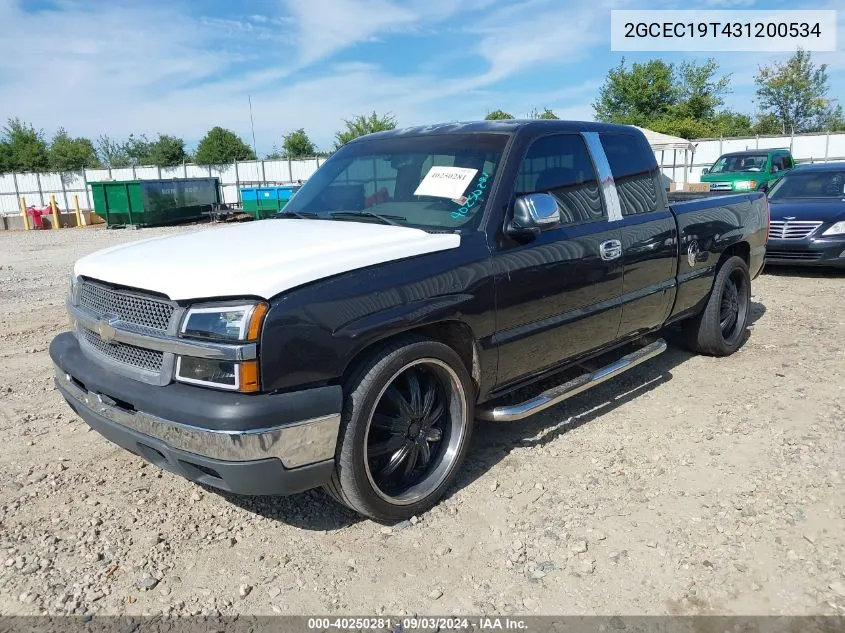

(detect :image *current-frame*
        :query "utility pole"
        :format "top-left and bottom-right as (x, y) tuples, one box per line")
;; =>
(248, 95), (258, 159)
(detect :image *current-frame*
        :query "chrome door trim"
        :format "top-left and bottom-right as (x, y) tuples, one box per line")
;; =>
(582, 131), (623, 222)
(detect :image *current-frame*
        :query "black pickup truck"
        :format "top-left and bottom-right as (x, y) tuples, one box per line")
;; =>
(50, 121), (768, 521)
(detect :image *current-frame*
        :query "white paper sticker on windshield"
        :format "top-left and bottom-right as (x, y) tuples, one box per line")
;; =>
(414, 166), (478, 199)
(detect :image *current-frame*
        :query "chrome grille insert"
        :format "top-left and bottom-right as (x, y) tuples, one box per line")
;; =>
(768, 220), (823, 240)
(708, 182), (733, 191)
(80, 326), (164, 374)
(79, 280), (174, 332)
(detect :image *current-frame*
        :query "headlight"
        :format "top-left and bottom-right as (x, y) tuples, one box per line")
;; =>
(734, 181), (757, 191)
(176, 302), (268, 392)
(822, 221), (845, 236)
(181, 303), (267, 341)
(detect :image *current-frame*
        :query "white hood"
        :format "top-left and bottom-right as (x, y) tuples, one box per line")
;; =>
(74, 219), (461, 301)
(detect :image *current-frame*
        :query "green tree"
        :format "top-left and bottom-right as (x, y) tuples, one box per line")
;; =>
(485, 109), (515, 120)
(0, 140), (11, 173)
(264, 146), (283, 160)
(751, 114), (784, 136)
(334, 112), (397, 149)
(754, 49), (840, 133)
(124, 134), (153, 165)
(194, 127), (256, 164)
(96, 135), (131, 168)
(594, 58), (749, 139)
(710, 111), (754, 137)
(48, 128), (100, 171)
(593, 59), (676, 126)
(673, 59), (731, 121)
(816, 103), (845, 132)
(528, 108), (559, 120)
(1, 118), (49, 172)
(282, 128), (316, 158)
(146, 134), (187, 167)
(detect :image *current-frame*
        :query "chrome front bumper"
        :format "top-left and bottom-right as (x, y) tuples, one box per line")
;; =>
(55, 369), (340, 468)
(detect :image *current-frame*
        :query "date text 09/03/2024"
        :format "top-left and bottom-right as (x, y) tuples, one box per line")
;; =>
(306, 617), (528, 630)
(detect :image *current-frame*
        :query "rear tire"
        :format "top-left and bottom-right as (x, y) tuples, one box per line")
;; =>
(682, 255), (751, 356)
(324, 336), (475, 522)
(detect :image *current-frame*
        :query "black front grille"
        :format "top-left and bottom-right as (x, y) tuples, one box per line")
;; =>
(79, 280), (174, 332)
(80, 326), (164, 373)
(766, 250), (823, 261)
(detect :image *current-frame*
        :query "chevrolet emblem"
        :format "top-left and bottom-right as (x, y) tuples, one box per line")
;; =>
(96, 316), (119, 344)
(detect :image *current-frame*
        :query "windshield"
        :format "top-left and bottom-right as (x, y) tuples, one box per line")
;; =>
(709, 154), (768, 174)
(769, 170), (845, 200)
(282, 133), (508, 232)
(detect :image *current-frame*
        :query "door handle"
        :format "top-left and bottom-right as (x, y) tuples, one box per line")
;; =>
(600, 239), (622, 261)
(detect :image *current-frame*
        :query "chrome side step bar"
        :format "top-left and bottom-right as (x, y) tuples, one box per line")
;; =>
(476, 339), (667, 422)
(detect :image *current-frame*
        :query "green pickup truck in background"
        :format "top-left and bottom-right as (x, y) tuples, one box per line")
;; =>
(701, 148), (795, 192)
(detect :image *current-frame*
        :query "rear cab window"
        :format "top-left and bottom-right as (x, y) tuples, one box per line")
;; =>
(599, 132), (665, 216)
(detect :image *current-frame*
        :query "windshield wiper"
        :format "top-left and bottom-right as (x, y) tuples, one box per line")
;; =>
(329, 211), (407, 226)
(271, 210), (318, 220)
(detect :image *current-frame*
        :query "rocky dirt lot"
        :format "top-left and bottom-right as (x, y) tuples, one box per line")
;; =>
(0, 225), (843, 618)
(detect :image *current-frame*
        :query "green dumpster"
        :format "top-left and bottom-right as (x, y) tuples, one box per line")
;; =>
(90, 178), (220, 228)
(240, 185), (300, 219)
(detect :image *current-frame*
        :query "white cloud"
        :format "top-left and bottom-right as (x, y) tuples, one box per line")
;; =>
(282, 0), (417, 66)
(8, 0), (838, 157)
(0, 0), (617, 152)
(466, 0), (629, 87)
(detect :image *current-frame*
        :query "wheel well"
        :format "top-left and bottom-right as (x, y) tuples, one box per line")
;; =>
(341, 322), (480, 392)
(720, 241), (750, 267)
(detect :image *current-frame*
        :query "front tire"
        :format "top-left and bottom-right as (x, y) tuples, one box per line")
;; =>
(682, 255), (751, 356)
(324, 336), (475, 521)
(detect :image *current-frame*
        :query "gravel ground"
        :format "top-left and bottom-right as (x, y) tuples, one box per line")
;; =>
(0, 224), (844, 617)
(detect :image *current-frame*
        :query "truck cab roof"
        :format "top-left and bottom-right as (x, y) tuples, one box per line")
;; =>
(719, 148), (791, 157)
(355, 120), (646, 141)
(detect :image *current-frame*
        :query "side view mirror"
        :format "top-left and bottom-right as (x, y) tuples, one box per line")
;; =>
(508, 193), (561, 239)
(770, 165), (779, 174)
(701, 167), (709, 175)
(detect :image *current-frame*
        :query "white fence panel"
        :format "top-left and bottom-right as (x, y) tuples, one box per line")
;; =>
(263, 160), (290, 182)
(0, 195), (19, 213)
(39, 173), (63, 192)
(135, 167), (159, 179)
(757, 136), (789, 150)
(0, 175), (19, 211)
(85, 169), (110, 182)
(186, 165), (211, 178)
(692, 141), (722, 164)
(721, 138), (757, 153)
(237, 161), (263, 183)
(110, 168), (133, 180)
(291, 158), (319, 181)
(212, 164), (237, 185)
(792, 135), (824, 161)
(828, 134), (845, 159)
(15, 173), (41, 195)
(63, 171), (86, 190)
(160, 166), (185, 179)
(221, 184), (239, 204)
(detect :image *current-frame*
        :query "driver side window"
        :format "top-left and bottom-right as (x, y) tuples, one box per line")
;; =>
(515, 134), (605, 227)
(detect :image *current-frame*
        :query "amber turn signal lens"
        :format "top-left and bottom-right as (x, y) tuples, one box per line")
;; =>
(247, 303), (269, 341)
(239, 360), (260, 393)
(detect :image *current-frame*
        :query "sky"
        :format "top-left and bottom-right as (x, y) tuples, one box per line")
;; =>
(0, 0), (843, 155)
